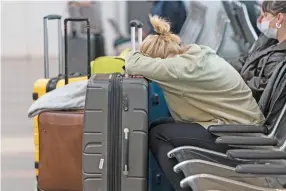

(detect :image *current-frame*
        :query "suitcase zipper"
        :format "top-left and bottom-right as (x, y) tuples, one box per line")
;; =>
(107, 74), (115, 191)
(107, 73), (123, 191)
(115, 74), (123, 191)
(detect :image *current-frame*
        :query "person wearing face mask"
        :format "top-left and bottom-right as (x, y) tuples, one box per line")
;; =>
(230, 0), (286, 102)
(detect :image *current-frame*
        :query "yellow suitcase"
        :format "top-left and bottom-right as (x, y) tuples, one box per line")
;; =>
(33, 17), (91, 178)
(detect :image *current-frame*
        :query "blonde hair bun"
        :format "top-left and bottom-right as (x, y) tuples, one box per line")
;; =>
(140, 15), (185, 59)
(149, 15), (171, 35)
(149, 15), (181, 44)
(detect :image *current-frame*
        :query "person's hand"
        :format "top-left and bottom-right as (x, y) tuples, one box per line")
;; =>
(131, 75), (144, 78)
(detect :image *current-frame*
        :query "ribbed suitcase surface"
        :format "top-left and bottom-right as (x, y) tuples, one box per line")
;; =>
(83, 73), (148, 191)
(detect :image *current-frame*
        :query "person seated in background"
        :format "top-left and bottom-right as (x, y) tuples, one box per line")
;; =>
(115, 0), (187, 54)
(144, 0), (187, 37)
(231, 0), (286, 102)
(125, 15), (265, 191)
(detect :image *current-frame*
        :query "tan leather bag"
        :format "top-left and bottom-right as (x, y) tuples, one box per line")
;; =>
(38, 111), (83, 191)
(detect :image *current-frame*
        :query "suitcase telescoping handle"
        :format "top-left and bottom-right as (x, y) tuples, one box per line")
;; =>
(130, 20), (143, 52)
(43, 14), (63, 78)
(64, 18), (91, 85)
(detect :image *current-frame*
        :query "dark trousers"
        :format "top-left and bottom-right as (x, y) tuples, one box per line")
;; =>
(149, 121), (231, 191)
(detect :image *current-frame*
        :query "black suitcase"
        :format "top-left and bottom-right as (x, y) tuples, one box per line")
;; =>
(66, 32), (105, 74)
(67, 1), (105, 75)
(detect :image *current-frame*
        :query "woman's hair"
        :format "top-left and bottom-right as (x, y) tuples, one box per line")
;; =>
(262, 1), (286, 16)
(140, 15), (187, 59)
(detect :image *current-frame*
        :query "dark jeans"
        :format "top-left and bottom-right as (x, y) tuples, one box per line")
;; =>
(149, 122), (231, 191)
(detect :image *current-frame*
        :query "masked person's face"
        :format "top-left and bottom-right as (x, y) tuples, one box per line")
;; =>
(257, 11), (283, 39)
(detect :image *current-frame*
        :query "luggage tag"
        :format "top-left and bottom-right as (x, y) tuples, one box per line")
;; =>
(123, 20), (144, 79)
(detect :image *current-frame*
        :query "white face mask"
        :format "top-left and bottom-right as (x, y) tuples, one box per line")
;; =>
(257, 17), (278, 39)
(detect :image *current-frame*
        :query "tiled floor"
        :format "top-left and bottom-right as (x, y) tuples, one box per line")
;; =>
(1, 57), (59, 191)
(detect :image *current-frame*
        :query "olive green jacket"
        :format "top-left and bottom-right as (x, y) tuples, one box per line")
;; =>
(125, 44), (265, 128)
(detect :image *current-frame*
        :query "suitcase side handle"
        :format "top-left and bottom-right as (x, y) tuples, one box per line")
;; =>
(64, 18), (91, 85)
(123, 128), (130, 175)
(129, 20), (143, 52)
(43, 14), (63, 78)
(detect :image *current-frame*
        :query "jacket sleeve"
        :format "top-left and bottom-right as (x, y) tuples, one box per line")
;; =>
(261, 52), (285, 81)
(230, 56), (247, 73)
(230, 34), (278, 73)
(124, 52), (179, 81)
(245, 53), (284, 102)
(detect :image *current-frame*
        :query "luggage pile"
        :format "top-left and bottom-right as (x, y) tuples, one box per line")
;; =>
(32, 14), (172, 191)
(31, 10), (286, 191)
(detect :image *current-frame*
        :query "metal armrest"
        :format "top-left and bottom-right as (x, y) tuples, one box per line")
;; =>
(227, 149), (286, 160)
(168, 146), (228, 163)
(180, 174), (281, 191)
(208, 125), (267, 134)
(236, 164), (286, 175)
(216, 136), (277, 146)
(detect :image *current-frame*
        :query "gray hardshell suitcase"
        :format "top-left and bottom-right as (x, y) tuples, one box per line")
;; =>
(82, 20), (148, 191)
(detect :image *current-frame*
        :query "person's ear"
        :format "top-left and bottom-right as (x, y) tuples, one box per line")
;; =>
(276, 13), (285, 28)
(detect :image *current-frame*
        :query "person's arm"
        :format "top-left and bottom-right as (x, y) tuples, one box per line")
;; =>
(230, 34), (276, 73)
(230, 56), (247, 73)
(125, 52), (180, 81)
(245, 55), (282, 101)
(259, 53), (285, 85)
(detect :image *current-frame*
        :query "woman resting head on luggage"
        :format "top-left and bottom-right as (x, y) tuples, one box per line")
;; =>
(125, 15), (265, 191)
(126, 15), (264, 127)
